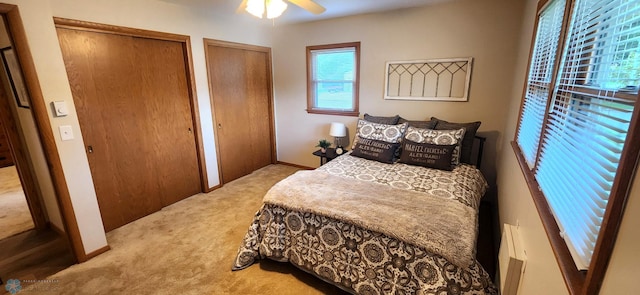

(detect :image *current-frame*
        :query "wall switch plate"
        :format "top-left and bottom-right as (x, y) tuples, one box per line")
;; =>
(52, 101), (69, 117)
(59, 125), (74, 141)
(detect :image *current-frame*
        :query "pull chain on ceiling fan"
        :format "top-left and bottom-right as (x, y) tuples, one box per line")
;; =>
(236, 0), (326, 19)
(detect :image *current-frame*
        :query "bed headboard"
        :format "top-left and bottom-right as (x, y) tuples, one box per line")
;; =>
(474, 135), (487, 168)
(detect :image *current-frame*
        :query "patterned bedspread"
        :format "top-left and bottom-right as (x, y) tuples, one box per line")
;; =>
(232, 155), (496, 294)
(318, 154), (488, 210)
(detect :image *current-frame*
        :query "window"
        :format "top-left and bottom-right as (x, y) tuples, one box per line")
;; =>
(514, 0), (640, 294)
(306, 42), (360, 116)
(517, 0), (567, 167)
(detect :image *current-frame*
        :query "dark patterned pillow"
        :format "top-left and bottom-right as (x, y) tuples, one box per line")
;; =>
(399, 140), (457, 171)
(363, 113), (400, 125)
(398, 117), (437, 129)
(351, 137), (401, 164)
(352, 119), (408, 149)
(431, 117), (481, 164)
(403, 126), (465, 165)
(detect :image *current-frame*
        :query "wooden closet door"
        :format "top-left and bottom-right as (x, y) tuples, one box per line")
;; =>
(57, 28), (201, 232)
(206, 42), (275, 184)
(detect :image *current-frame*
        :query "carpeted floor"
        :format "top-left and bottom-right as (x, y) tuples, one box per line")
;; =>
(20, 164), (348, 294)
(0, 165), (33, 241)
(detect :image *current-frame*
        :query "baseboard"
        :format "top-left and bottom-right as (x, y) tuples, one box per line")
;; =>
(276, 161), (314, 170)
(83, 245), (111, 261)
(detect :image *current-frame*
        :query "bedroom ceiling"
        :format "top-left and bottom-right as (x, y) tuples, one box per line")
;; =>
(159, 0), (454, 24)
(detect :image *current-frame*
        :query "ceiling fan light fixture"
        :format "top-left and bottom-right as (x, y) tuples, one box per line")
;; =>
(245, 0), (265, 18)
(266, 0), (287, 19)
(245, 0), (288, 19)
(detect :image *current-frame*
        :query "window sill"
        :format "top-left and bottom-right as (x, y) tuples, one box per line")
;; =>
(306, 109), (359, 117)
(511, 141), (586, 294)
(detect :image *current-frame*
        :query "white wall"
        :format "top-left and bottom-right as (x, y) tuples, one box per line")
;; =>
(601, 170), (640, 293)
(3, 0), (274, 255)
(497, 0), (640, 294)
(271, 0), (527, 192)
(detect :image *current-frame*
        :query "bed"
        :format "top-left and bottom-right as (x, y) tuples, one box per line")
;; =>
(232, 116), (497, 294)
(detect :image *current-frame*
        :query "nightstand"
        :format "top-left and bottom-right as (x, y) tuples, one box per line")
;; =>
(312, 148), (344, 166)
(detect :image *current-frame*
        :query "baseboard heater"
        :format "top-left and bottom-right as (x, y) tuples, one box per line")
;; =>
(498, 223), (526, 295)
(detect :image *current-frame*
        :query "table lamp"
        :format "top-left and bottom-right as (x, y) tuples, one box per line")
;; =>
(329, 122), (347, 154)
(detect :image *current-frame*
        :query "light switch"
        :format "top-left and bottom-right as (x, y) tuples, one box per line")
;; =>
(59, 125), (74, 141)
(52, 101), (69, 117)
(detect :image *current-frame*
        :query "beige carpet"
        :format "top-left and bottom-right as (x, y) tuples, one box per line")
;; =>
(0, 165), (33, 240)
(23, 165), (347, 295)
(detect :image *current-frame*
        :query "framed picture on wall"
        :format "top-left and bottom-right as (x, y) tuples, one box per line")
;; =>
(1, 47), (29, 108)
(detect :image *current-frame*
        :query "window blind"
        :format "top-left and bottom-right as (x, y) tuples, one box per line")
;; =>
(517, 0), (567, 168)
(536, 0), (639, 270)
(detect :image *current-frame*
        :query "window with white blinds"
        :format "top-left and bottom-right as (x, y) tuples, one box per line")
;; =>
(516, 0), (639, 272)
(517, 0), (566, 168)
(538, 0), (638, 270)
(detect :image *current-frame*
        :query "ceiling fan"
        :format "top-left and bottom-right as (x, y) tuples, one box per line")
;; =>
(237, 0), (326, 19)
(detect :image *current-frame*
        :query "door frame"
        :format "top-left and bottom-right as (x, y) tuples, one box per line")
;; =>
(204, 38), (277, 187)
(0, 3), (82, 261)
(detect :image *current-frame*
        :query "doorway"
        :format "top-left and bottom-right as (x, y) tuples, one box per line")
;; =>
(0, 10), (75, 283)
(0, 16), (50, 241)
(205, 39), (276, 184)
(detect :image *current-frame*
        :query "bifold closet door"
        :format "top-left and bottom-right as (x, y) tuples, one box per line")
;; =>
(206, 41), (275, 184)
(57, 28), (201, 232)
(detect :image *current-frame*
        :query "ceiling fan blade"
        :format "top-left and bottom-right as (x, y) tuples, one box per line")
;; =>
(236, 0), (248, 14)
(288, 0), (326, 14)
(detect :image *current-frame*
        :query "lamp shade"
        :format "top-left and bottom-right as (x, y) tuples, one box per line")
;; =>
(329, 122), (347, 137)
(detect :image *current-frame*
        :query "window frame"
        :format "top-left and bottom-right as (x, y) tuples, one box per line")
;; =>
(513, 0), (640, 294)
(306, 42), (360, 117)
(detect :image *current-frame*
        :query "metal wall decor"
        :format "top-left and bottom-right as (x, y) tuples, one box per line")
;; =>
(384, 57), (473, 101)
